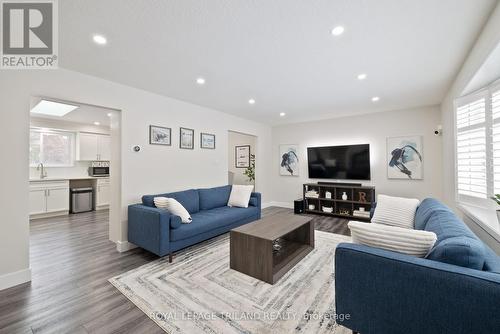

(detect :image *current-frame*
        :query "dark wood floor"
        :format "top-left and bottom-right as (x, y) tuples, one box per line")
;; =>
(0, 207), (349, 334)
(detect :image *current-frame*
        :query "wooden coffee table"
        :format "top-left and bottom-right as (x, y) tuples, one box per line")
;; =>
(229, 214), (314, 284)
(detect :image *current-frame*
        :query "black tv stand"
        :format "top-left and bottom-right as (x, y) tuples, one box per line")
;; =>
(303, 182), (375, 221)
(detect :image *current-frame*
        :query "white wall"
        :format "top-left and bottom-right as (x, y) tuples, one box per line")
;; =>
(271, 106), (443, 206)
(441, 2), (500, 211)
(30, 117), (111, 135)
(29, 118), (111, 179)
(0, 69), (272, 290)
(228, 131), (256, 186)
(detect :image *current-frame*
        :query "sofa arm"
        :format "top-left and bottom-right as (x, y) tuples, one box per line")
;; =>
(250, 192), (261, 208)
(128, 204), (172, 257)
(335, 242), (500, 334)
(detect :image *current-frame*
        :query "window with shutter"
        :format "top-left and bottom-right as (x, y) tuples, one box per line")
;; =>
(456, 97), (487, 199)
(455, 80), (500, 205)
(492, 89), (500, 194)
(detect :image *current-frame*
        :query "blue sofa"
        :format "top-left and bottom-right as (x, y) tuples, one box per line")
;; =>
(128, 185), (261, 261)
(335, 198), (500, 334)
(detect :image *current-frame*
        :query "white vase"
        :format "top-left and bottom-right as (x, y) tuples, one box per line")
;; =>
(342, 192), (348, 201)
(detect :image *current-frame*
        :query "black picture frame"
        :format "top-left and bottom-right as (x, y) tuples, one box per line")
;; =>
(179, 127), (195, 149)
(235, 145), (251, 168)
(200, 133), (216, 149)
(149, 125), (171, 146)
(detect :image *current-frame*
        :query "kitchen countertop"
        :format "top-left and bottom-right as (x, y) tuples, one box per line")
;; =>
(29, 176), (110, 182)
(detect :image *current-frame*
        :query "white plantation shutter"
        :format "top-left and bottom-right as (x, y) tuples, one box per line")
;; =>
(456, 98), (486, 129)
(456, 97), (487, 198)
(492, 89), (500, 194)
(455, 82), (500, 204)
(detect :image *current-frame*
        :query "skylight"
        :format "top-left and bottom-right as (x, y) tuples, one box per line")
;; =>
(31, 100), (79, 117)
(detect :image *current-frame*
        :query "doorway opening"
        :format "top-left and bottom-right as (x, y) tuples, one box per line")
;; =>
(28, 96), (121, 245)
(228, 131), (257, 188)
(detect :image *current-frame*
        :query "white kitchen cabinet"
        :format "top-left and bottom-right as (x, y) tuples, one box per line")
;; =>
(98, 134), (111, 161)
(95, 178), (110, 208)
(46, 187), (70, 212)
(77, 132), (111, 161)
(29, 189), (47, 215)
(77, 133), (99, 161)
(29, 180), (69, 217)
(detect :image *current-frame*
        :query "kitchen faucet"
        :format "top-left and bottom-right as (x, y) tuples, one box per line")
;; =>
(37, 163), (47, 179)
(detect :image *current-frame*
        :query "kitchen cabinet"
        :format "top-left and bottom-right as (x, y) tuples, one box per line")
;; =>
(46, 187), (70, 212)
(29, 180), (69, 217)
(98, 135), (111, 161)
(95, 178), (110, 208)
(77, 133), (98, 161)
(77, 132), (111, 161)
(29, 189), (47, 215)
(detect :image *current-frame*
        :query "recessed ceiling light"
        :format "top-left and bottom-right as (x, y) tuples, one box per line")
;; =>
(196, 77), (205, 85)
(248, 99), (256, 105)
(331, 26), (345, 36)
(92, 34), (107, 45)
(357, 73), (367, 80)
(94, 121), (101, 126)
(279, 112), (286, 117)
(107, 113), (112, 117)
(371, 96), (380, 102)
(30, 100), (79, 117)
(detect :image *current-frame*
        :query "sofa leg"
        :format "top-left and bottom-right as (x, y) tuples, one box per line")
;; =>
(168, 253), (173, 263)
(352, 331), (359, 334)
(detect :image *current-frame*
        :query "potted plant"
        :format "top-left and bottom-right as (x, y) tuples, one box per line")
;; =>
(491, 194), (500, 222)
(243, 154), (255, 186)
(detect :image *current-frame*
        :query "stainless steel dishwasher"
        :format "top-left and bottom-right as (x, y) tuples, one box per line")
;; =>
(70, 187), (94, 213)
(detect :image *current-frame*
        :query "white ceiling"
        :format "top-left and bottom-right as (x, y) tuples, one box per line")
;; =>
(59, 0), (497, 125)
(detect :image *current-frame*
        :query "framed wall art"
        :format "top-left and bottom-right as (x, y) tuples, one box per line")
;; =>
(279, 144), (299, 176)
(149, 125), (171, 146)
(180, 127), (195, 149)
(200, 133), (216, 149)
(387, 135), (423, 180)
(235, 145), (250, 168)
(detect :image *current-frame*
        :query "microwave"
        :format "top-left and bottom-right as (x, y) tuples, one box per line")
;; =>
(89, 161), (110, 177)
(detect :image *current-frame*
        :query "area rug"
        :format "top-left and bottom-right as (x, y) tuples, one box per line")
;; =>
(109, 231), (351, 334)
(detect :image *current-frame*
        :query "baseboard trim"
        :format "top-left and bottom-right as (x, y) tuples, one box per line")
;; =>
(116, 240), (137, 253)
(0, 268), (31, 291)
(264, 201), (294, 209)
(30, 210), (69, 219)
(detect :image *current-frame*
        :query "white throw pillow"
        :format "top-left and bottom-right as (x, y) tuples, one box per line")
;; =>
(371, 194), (420, 229)
(154, 197), (192, 223)
(348, 221), (437, 257)
(227, 185), (254, 208)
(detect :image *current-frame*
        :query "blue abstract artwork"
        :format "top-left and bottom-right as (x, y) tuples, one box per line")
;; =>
(387, 136), (423, 179)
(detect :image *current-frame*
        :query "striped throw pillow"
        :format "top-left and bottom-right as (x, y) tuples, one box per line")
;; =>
(348, 221), (437, 257)
(371, 194), (420, 229)
(154, 197), (192, 223)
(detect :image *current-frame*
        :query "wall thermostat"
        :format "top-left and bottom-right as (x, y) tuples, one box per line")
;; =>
(132, 145), (141, 152)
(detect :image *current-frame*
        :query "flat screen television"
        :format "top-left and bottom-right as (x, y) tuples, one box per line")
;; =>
(307, 144), (371, 180)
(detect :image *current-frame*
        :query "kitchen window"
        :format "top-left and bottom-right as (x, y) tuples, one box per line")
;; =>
(30, 128), (75, 167)
(455, 79), (500, 205)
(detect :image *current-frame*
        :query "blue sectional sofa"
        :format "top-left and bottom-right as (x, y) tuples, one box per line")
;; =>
(335, 198), (500, 334)
(128, 185), (261, 261)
